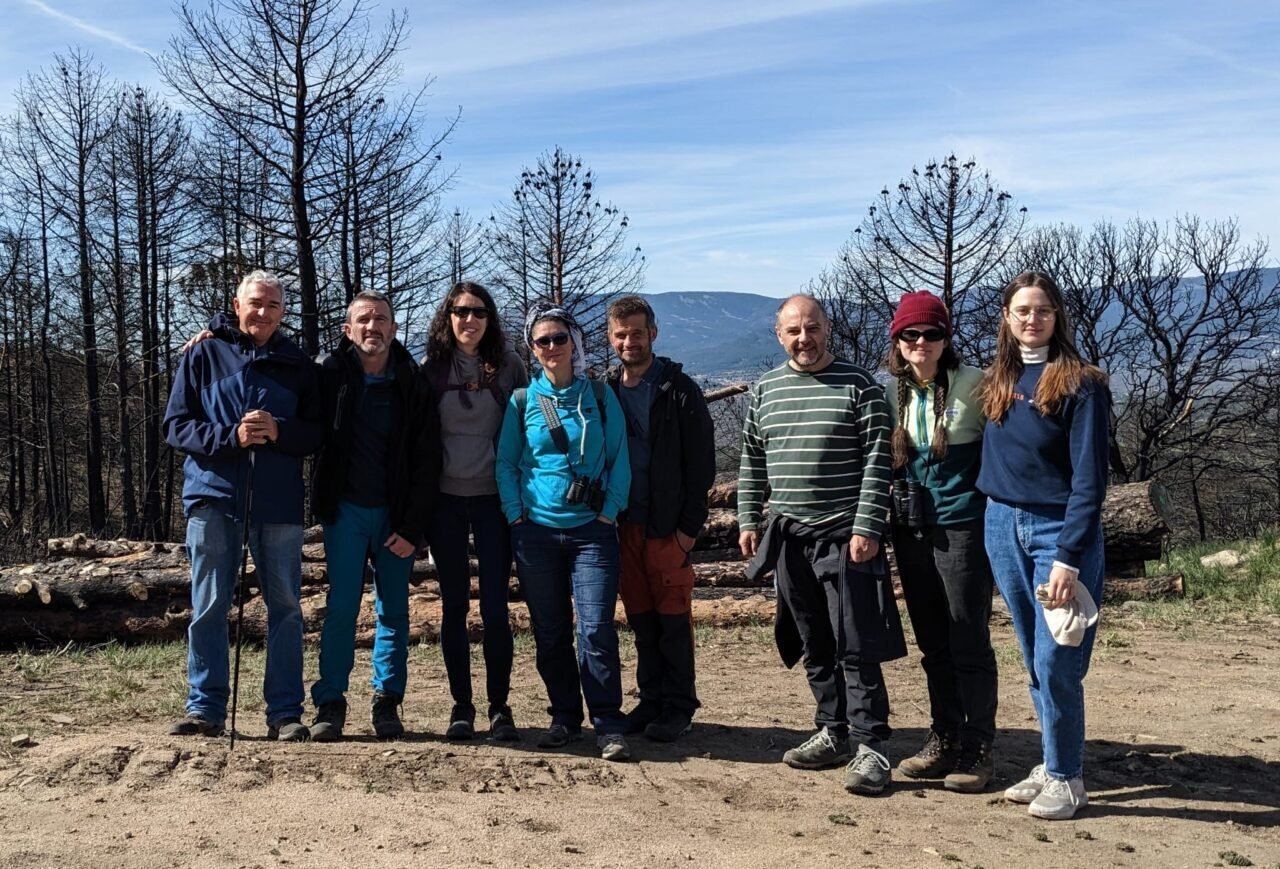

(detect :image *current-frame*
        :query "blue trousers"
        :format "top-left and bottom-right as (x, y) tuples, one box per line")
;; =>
(513, 518), (626, 734)
(986, 499), (1104, 780)
(312, 501), (413, 705)
(185, 504), (304, 726)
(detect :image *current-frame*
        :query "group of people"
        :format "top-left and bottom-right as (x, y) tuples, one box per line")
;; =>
(163, 272), (713, 764)
(739, 277), (1108, 821)
(163, 267), (1108, 821)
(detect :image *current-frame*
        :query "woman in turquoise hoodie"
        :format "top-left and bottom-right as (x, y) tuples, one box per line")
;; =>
(495, 306), (631, 762)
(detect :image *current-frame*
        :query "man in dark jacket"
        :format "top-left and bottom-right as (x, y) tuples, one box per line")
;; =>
(605, 296), (716, 743)
(309, 290), (440, 741)
(164, 270), (323, 742)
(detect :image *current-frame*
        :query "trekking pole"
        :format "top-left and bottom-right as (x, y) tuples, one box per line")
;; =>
(228, 450), (256, 750)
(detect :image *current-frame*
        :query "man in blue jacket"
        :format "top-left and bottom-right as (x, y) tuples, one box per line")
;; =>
(164, 270), (323, 741)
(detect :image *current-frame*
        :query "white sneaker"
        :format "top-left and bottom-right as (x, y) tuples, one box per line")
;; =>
(1028, 776), (1088, 820)
(597, 733), (631, 762)
(1004, 763), (1050, 803)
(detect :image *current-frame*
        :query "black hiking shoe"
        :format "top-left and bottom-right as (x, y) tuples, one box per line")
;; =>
(168, 714), (223, 737)
(488, 708), (520, 742)
(445, 704), (476, 741)
(371, 691), (405, 740)
(310, 699), (347, 743)
(267, 718), (310, 742)
(945, 740), (994, 793)
(644, 708), (693, 743)
(897, 730), (959, 779)
(622, 700), (663, 735)
(537, 723), (583, 749)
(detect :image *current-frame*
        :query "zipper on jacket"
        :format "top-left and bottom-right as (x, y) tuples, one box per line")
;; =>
(333, 384), (347, 431)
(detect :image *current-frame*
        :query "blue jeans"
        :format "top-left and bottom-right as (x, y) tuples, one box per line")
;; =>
(185, 503), (305, 726)
(312, 501), (413, 705)
(985, 499), (1104, 780)
(513, 518), (625, 734)
(429, 493), (514, 716)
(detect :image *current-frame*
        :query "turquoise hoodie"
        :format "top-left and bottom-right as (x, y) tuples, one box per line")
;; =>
(496, 373), (630, 528)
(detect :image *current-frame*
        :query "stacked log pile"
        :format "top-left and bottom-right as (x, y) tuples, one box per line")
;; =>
(0, 482), (1179, 648)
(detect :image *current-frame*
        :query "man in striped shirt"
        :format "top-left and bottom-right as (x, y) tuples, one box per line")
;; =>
(738, 294), (905, 796)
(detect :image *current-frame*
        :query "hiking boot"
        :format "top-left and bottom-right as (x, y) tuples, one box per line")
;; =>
(445, 704), (476, 741)
(1028, 776), (1088, 820)
(644, 708), (693, 743)
(844, 743), (892, 795)
(371, 691), (405, 740)
(782, 727), (852, 770)
(537, 723), (583, 749)
(945, 740), (994, 793)
(597, 733), (631, 762)
(488, 708), (520, 742)
(168, 714), (223, 737)
(897, 730), (959, 779)
(1004, 763), (1050, 803)
(622, 700), (663, 735)
(267, 718), (310, 742)
(310, 699), (347, 743)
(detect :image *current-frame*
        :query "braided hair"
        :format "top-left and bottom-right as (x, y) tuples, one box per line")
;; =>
(886, 343), (960, 470)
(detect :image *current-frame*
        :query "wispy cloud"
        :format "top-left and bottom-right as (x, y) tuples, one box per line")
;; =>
(22, 0), (151, 56)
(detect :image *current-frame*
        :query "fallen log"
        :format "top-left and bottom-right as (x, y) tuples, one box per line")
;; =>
(1102, 574), (1184, 602)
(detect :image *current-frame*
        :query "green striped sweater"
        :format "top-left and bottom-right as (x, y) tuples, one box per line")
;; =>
(738, 358), (893, 538)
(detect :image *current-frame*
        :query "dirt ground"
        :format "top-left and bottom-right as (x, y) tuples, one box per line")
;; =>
(1, 608), (1278, 869)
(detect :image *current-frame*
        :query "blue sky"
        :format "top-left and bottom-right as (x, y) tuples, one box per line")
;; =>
(3, 0), (1279, 297)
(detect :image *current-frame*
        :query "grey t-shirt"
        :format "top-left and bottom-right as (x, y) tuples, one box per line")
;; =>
(438, 349), (528, 497)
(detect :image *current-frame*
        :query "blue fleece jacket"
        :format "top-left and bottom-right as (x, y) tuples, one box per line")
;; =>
(495, 373), (630, 528)
(977, 362), (1110, 567)
(163, 314), (323, 525)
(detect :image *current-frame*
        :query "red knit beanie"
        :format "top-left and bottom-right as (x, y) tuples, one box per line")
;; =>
(890, 291), (951, 338)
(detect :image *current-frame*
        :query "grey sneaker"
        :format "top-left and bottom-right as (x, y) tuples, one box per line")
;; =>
(1005, 763), (1051, 803)
(267, 718), (310, 742)
(537, 723), (583, 749)
(445, 704), (476, 741)
(782, 727), (852, 770)
(310, 700), (347, 742)
(844, 743), (892, 795)
(897, 730), (959, 778)
(488, 709), (520, 742)
(1028, 776), (1087, 820)
(597, 733), (631, 762)
(168, 714), (223, 737)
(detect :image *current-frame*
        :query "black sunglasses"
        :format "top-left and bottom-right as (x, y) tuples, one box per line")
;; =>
(898, 328), (946, 343)
(449, 305), (489, 319)
(532, 332), (571, 349)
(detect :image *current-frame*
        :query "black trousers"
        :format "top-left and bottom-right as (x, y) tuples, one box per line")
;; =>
(891, 518), (999, 744)
(776, 542), (892, 749)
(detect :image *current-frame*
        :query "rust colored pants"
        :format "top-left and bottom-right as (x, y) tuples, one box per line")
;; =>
(619, 522), (699, 714)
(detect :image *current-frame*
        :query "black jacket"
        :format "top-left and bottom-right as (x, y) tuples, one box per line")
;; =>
(605, 356), (716, 540)
(311, 337), (440, 545)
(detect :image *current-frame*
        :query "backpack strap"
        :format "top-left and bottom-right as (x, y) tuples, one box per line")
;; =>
(515, 381), (608, 432)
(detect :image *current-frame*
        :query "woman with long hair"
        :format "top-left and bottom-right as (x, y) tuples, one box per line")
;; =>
(423, 282), (528, 742)
(884, 291), (999, 793)
(495, 305), (631, 762)
(976, 271), (1110, 820)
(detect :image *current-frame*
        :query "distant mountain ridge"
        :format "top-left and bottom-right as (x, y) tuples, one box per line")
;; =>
(641, 291), (783, 382)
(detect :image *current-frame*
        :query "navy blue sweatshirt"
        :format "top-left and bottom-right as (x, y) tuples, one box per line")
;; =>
(976, 363), (1110, 567)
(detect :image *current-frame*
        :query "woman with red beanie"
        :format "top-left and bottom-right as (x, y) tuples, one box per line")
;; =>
(884, 291), (999, 793)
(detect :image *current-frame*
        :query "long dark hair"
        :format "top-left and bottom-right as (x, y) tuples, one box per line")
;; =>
(977, 271), (1107, 422)
(424, 281), (507, 373)
(885, 340), (962, 469)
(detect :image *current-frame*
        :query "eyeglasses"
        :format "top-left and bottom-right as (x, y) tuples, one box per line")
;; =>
(532, 332), (571, 349)
(898, 328), (946, 343)
(1009, 306), (1056, 323)
(449, 305), (489, 320)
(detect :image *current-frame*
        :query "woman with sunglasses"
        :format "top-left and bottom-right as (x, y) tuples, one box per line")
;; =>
(423, 282), (528, 742)
(977, 271), (1109, 820)
(495, 306), (632, 762)
(884, 292), (999, 794)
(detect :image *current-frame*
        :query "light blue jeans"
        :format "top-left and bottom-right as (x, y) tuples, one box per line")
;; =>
(985, 498), (1104, 780)
(312, 501), (413, 705)
(185, 503), (305, 727)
